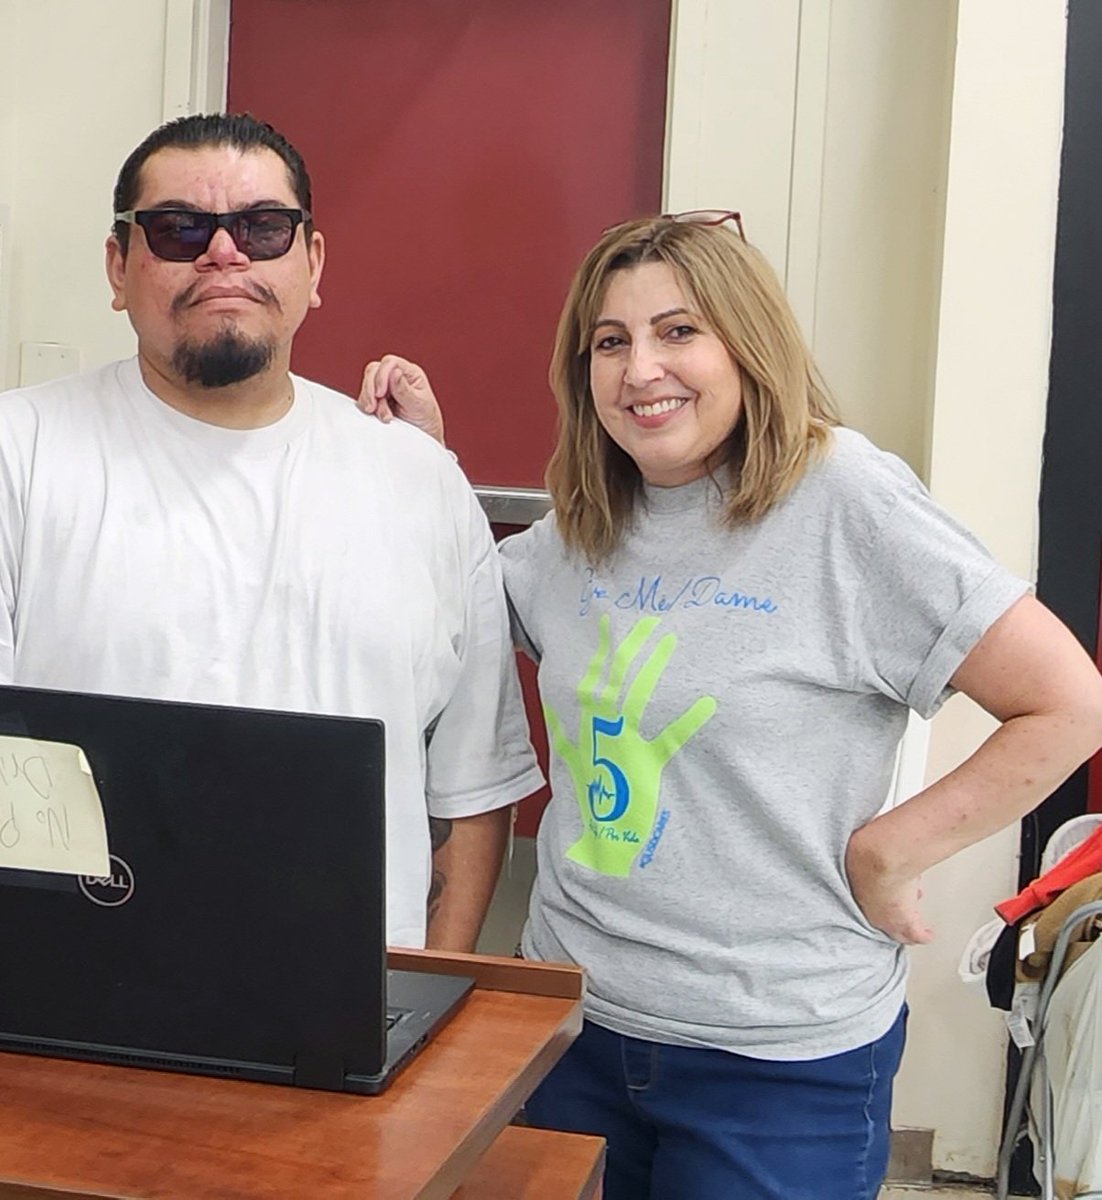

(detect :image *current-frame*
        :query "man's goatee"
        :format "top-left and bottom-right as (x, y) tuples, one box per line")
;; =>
(172, 330), (275, 388)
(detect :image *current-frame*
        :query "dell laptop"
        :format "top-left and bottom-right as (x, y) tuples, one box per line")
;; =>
(0, 684), (473, 1093)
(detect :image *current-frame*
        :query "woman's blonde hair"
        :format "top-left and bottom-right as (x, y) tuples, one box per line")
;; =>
(546, 216), (838, 562)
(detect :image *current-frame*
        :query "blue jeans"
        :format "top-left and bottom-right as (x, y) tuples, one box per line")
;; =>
(524, 1008), (907, 1200)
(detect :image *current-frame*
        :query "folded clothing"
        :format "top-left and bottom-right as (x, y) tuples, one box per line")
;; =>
(959, 916), (1006, 985)
(1017, 872), (1102, 983)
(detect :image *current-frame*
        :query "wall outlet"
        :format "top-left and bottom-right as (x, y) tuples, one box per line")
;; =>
(19, 342), (81, 387)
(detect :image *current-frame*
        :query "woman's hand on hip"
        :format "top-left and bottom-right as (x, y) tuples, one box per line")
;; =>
(845, 824), (934, 946)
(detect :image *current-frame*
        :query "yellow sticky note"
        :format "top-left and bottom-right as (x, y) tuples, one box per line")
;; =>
(0, 735), (110, 876)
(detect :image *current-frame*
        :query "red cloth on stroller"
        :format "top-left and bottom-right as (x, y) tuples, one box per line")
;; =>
(996, 824), (1102, 924)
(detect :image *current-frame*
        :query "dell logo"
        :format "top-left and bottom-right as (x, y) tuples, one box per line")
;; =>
(78, 855), (135, 907)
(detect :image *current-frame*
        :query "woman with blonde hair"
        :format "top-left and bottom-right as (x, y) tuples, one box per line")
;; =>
(360, 213), (1102, 1200)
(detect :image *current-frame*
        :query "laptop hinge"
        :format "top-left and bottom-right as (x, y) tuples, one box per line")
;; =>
(293, 1050), (346, 1091)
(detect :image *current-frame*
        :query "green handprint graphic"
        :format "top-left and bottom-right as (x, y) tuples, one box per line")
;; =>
(544, 614), (717, 876)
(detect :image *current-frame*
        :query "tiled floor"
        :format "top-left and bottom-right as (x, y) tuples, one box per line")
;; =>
(881, 1191), (1006, 1198)
(883, 1192), (973, 1198)
(883, 1191), (972, 1198)
(881, 1189), (1028, 1198)
(883, 1185), (1041, 1195)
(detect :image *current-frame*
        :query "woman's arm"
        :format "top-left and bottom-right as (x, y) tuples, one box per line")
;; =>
(846, 594), (1102, 943)
(358, 355), (447, 445)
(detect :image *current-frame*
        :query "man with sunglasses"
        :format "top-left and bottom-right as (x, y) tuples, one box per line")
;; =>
(0, 113), (542, 951)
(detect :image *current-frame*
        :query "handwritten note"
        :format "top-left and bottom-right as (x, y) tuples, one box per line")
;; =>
(0, 735), (110, 876)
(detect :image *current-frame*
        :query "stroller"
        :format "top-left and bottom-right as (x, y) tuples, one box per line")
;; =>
(994, 816), (1102, 1199)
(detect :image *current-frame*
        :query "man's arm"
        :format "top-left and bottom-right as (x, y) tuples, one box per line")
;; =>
(426, 808), (512, 951)
(418, 465), (543, 951)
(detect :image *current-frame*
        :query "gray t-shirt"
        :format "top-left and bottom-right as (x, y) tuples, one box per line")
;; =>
(500, 428), (1028, 1060)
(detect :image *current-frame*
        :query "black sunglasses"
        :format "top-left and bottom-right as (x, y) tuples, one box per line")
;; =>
(114, 207), (311, 262)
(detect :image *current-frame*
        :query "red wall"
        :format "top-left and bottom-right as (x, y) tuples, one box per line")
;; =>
(228, 0), (670, 488)
(229, 0), (671, 834)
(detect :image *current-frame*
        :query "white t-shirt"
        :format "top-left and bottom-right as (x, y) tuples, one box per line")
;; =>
(0, 359), (543, 946)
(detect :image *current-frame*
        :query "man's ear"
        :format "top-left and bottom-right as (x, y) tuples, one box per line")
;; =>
(307, 230), (325, 310)
(105, 234), (128, 313)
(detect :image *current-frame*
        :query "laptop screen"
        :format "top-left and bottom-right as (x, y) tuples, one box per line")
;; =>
(0, 685), (389, 1085)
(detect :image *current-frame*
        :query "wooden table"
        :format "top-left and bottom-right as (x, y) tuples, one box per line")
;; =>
(0, 950), (603, 1199)
(453, 1125), (604, 1199)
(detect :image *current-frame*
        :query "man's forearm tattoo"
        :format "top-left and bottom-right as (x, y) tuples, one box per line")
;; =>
(427, 817), (453, 919)
(429, 816), (453, 854)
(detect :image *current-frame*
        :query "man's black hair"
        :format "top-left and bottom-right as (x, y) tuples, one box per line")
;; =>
(112, 112), (313, 252)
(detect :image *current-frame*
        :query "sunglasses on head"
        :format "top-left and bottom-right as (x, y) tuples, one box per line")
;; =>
(662, 209), (746, 240)
(602, 209), (747, 241)
(114, 207), (311, 262)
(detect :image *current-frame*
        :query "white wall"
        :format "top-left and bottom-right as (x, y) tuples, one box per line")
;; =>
(665, 0), (800, 278)
(0, 0), (21, 387)
(894, 0), (1067, 1176)
(665, 0), (955, 478)
(0, 0), (227, 389)
(812, 0), (957, 478)
(0, 1), (170, 383)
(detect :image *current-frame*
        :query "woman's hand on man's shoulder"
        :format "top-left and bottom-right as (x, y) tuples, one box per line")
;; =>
(357, 355), (446, 447)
